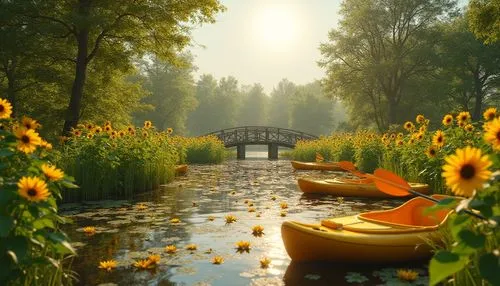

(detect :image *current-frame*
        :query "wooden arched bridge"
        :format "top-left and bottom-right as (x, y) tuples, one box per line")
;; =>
(204, 126), (318, 159)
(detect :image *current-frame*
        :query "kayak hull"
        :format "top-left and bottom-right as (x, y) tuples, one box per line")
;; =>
(281, 195), (452, 263)
(281, 219), (435, 263)
(291, 161), (344, 171)
(298, 178), (429, 198)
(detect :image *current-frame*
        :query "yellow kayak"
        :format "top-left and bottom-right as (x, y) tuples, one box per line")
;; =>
(298, 177), (429, 198)
(291, 161), (345, 171)
(281, 195), (452, 263)
(175, 164), (188, 176)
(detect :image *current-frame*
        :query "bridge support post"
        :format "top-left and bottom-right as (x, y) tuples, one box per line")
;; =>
(237, 144), (246, 160)
(268, 143), (278, 160)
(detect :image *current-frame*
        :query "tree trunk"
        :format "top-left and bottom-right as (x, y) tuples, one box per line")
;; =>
(387, 97), (398, 126)
(62, 1), (90, 135)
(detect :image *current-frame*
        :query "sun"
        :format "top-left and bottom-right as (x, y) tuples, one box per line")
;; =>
(253, 6), (299, 49)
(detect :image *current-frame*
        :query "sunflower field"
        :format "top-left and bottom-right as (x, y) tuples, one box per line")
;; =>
(55, 121), (226, 202)
(292, 108), (500, 285)
(0, 98), (77, 285)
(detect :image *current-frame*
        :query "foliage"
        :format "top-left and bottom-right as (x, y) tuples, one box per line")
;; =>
(319, 0), (457, 130)
(171, 135), (225, 164)
(468, 0), (500, 44)
(134, 55), (198, 135)
(0, 105), (77, 285)
(238, 83), (268, 126)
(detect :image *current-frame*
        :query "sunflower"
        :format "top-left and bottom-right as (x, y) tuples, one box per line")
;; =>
(464, 124), (474, 132)
(72, 129), (82, 137)
(167, 127), (173, 134)
(0, 98), (13, 119)
(94, 126), (102, 134)
(211, 256), (224, 265)
(118, 130), (126, 137)
(260, 257), (271, 268)
(404, 121), (415, 132)
(142, 131), (148, 137)
(432, 130), (445, 148)
(17, 176), (50, 202)
(87, 133), (94, 139)
(41, 164), (64, 181)
(98, 260), (117, 272)
(22, 116), (41, 130)
(425, 145), (437, 158)
(144, 121), (152, 129)
(104, 125), (112, 132)
(457, 111), (471, 123)
(14, 127), (42, 154)
(483, 107), (496, 121)
(458, 120), (465, 127)
(165, 245), (177, 254)
(252, 225), (264, 236)
(104, 120), (112, 126)
(397, 133), (403, 140)
(484, 117), (500, 150)
(442, 146), (492, 197)
(397, 269), (418, 282)
(416, 114), (425, 124)
(86, 123), (94, 130)
(40, 140), (52, 150)
(442, 114), (453, 126)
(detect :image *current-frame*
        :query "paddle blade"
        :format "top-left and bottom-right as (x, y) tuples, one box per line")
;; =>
(372, 168), (411, 197)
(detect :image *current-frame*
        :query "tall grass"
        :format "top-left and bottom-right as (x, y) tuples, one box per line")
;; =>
(56, 123), (226, 202)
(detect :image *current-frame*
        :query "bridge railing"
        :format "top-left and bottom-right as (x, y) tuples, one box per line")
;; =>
(205, 126), (318, 148)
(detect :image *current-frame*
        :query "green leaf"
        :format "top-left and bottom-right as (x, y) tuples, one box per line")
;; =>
(424, 197), (457, 214)
(48, 233), (76, 255)
(0, 216), (14, 237)
(429, 250), (469, 286)
(32, 217), (55, 230)
(450, 214), (471, 239)
(60, 180), (79, 189)
(0, 149), (14, 157)
(479, 253), (500, 286)
(457, 230), (485, 249)
(5, 236), (28, 263)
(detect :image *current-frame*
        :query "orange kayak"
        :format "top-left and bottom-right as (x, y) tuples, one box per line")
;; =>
(298, 177), (429, 198)
(291, 161), (345, 171)
(281, 195), (453, 262)
(175, 164), (188, 176)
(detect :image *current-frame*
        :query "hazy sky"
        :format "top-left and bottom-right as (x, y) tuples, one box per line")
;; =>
(190, 0), (342, 93)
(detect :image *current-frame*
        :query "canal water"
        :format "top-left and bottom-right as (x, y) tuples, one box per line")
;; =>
(61, 158), (429, 286)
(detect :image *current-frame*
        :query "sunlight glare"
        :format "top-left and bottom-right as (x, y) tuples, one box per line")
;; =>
(253, 6), (299, 49)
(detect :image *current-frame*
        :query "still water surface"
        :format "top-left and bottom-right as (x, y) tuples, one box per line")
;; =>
(62, 158), (429, 286)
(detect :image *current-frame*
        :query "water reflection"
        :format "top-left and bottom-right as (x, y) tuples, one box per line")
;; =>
(61, 159), (424, 285)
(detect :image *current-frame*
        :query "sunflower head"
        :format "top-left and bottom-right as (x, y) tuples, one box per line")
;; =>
(464, 124), (474, 132)
(72, 129), (82, 137)
(86, 123), (94, 130)
(432, 130), (445, 148)
(144, 121), (152, 129)
(442, 146), (492, 197)
(22, 116), (41, 130)
(442, 114), (453, 126)
(167, 127), (173, 134)
(14, 127), (42, 154)
(457, 111), (471, 123)
(41, 164), (64, 181)
(425, 145), (437, 158)
(94, 126), (102, 134)
(17, 176), (49, 202)
(483, 107), (496, 121)
(104, 125), (112, 132)
(484, 117), (500, 151)
(98, 260), (117, 272)
(211, 256), (224, 265)
(0, 98), (13, 119)
(416, 114), (425, 124)
(404, 121), (415, 132)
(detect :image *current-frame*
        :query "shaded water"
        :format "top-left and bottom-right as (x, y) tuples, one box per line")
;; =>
(62, 159), (429, 285)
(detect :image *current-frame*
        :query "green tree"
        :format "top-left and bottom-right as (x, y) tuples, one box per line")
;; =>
(290, 81), (336, 135)
(187, 74), (218, 135)
(468, 0), (500, 44)
(238, 83), (268, 126)
(17, 0), (224, 135)
(135, 55), (197, 134)
(268, 79), (295, 128)
(439, 14), (500, 119)
(320, 0), (456, 130)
